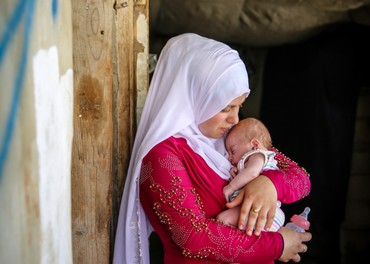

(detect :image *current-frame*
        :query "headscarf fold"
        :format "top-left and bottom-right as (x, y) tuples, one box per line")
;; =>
(113, 33), (250, 264)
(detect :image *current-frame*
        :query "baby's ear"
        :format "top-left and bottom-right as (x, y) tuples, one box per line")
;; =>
(251, 138), (260, 149)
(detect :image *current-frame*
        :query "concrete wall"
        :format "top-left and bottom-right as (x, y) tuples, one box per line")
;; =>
(0, 0), (73, 263)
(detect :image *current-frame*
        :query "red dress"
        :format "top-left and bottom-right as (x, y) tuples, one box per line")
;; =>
(140, 137), (310, 263)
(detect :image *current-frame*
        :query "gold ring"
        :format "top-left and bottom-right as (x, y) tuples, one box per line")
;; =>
(252, 207), (260, 213)
(301, 245), (307, 253)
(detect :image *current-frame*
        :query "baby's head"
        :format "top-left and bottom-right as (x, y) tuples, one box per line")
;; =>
(225, 118), (272, 165)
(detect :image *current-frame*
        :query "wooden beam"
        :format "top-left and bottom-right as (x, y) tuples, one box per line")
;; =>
(71, 1), (114, 263)
(111, 0), (149, 260)
(71, 0), (149, 263)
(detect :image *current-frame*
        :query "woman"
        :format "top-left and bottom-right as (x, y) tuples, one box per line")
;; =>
(113, 33), (311, 263)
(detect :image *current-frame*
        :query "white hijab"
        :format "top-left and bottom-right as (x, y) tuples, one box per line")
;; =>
(113, 33), (250, 264)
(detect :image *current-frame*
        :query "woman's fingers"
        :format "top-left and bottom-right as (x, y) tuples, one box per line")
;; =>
(301, 244), (308, 253)
(290, 244), (308, 263)
(264, 206), (276, 231)
(278, 227), (313, 262)
(252, 207), (266, 236)
(301, 231), (312, 242)
(226, 176), (278, 235)
(290, 253), (301, 263)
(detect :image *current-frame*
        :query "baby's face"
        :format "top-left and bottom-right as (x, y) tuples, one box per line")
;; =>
(225, 130), (253, 165)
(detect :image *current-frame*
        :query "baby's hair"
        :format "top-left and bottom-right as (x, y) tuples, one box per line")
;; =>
(229, 117), (273, 149)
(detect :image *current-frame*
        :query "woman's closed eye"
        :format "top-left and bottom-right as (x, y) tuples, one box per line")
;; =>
(221, 104), (243, 113)
(222, 106), (232, 112)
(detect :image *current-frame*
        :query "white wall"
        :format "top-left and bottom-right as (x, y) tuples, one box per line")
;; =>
(0, 0), (73, 263)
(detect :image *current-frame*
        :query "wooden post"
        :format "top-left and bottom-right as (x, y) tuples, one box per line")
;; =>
(112, 0), (149, 248)
(71, 0), (149, 263)
(71, 0), (114, 262)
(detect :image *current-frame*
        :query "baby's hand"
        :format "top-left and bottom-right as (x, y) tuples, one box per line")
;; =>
(229, 167), (238, 179)
(223, 185), (235, 202)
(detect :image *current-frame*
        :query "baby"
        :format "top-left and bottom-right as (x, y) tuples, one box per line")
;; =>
(217, 117), (285, 232)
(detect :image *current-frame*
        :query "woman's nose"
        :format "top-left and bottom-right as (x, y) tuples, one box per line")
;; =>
(228, 112), (239, 125)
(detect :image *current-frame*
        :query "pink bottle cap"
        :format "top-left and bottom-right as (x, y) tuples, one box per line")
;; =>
(290, 214), (310, 230)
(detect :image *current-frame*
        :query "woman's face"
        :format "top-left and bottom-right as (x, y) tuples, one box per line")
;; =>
(198, 95), (246, 139)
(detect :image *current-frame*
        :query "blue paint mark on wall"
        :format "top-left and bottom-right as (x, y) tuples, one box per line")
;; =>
(0, 0), (36, 181)
(0, 1), (25, 64)
(52, 0), (58, 21)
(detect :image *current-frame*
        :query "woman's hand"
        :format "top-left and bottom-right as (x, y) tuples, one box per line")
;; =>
(226, 175), (277, 235)
(278, 227), (312, 262)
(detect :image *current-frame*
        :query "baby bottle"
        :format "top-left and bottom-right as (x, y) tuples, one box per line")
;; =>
(285, 207), (311, 232)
